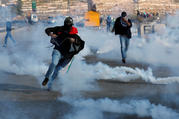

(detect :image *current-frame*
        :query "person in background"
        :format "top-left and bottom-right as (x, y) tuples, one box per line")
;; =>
(100, 15), (104, 25)
(111, 17), (115, 29)
(106, 15), (112, 32)
(3, 20), (16, 47)
(112, 11), (132, 63)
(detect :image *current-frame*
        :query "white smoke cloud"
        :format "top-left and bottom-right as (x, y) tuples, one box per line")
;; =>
(59, 61), (179, 96)
(0, 26), (49, 76)
(0, 6), (13, 22)
(0, 14), (179, 93)
(62, 98), (179, 119)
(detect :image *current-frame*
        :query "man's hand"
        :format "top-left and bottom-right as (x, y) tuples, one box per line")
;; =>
(122, 17), (131, 26)
(122, 17), (128, 22)
(69, 38), (75, 43)
(49, 32), (57, 38)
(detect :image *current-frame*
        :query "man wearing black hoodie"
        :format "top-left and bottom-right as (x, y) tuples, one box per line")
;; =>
(112, 11), (132, 63)
(42, 17), (85, 90)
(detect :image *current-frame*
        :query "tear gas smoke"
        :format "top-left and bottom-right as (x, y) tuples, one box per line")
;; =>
(63, 98), (179, 119)
(0, 14), (179, 90)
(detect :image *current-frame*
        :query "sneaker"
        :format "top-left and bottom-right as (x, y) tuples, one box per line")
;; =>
(42, 78), (49, 86)
(122, 59), (126, 64)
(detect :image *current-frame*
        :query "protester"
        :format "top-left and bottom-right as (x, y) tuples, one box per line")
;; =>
(42, 17), (85, 90)
(112, 11), (132, 63)
(3, 21), (16, 47)
(106, 15), (112, 32)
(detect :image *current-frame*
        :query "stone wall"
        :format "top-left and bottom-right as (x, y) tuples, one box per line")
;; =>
(138, 0), (179, 14)
(92, 0), (135, 16)
(19, 0), (88, 16)
(91, 0), (179, 15)
(4, 0), (179, 17)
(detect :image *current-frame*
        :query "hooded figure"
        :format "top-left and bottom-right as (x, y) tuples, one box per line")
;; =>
(112, 12), (132, 63)
(42, 17), (85, 90)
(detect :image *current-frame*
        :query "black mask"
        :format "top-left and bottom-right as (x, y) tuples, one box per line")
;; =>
(64, 17), (73, 27)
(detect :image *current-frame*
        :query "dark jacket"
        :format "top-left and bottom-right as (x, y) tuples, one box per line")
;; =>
(106, 16), (112, 24)
(113, 17), (132, 38)
(45, 26), (84, 57)
(65, 36), (85, 59)
(6, 21), (12, 31)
